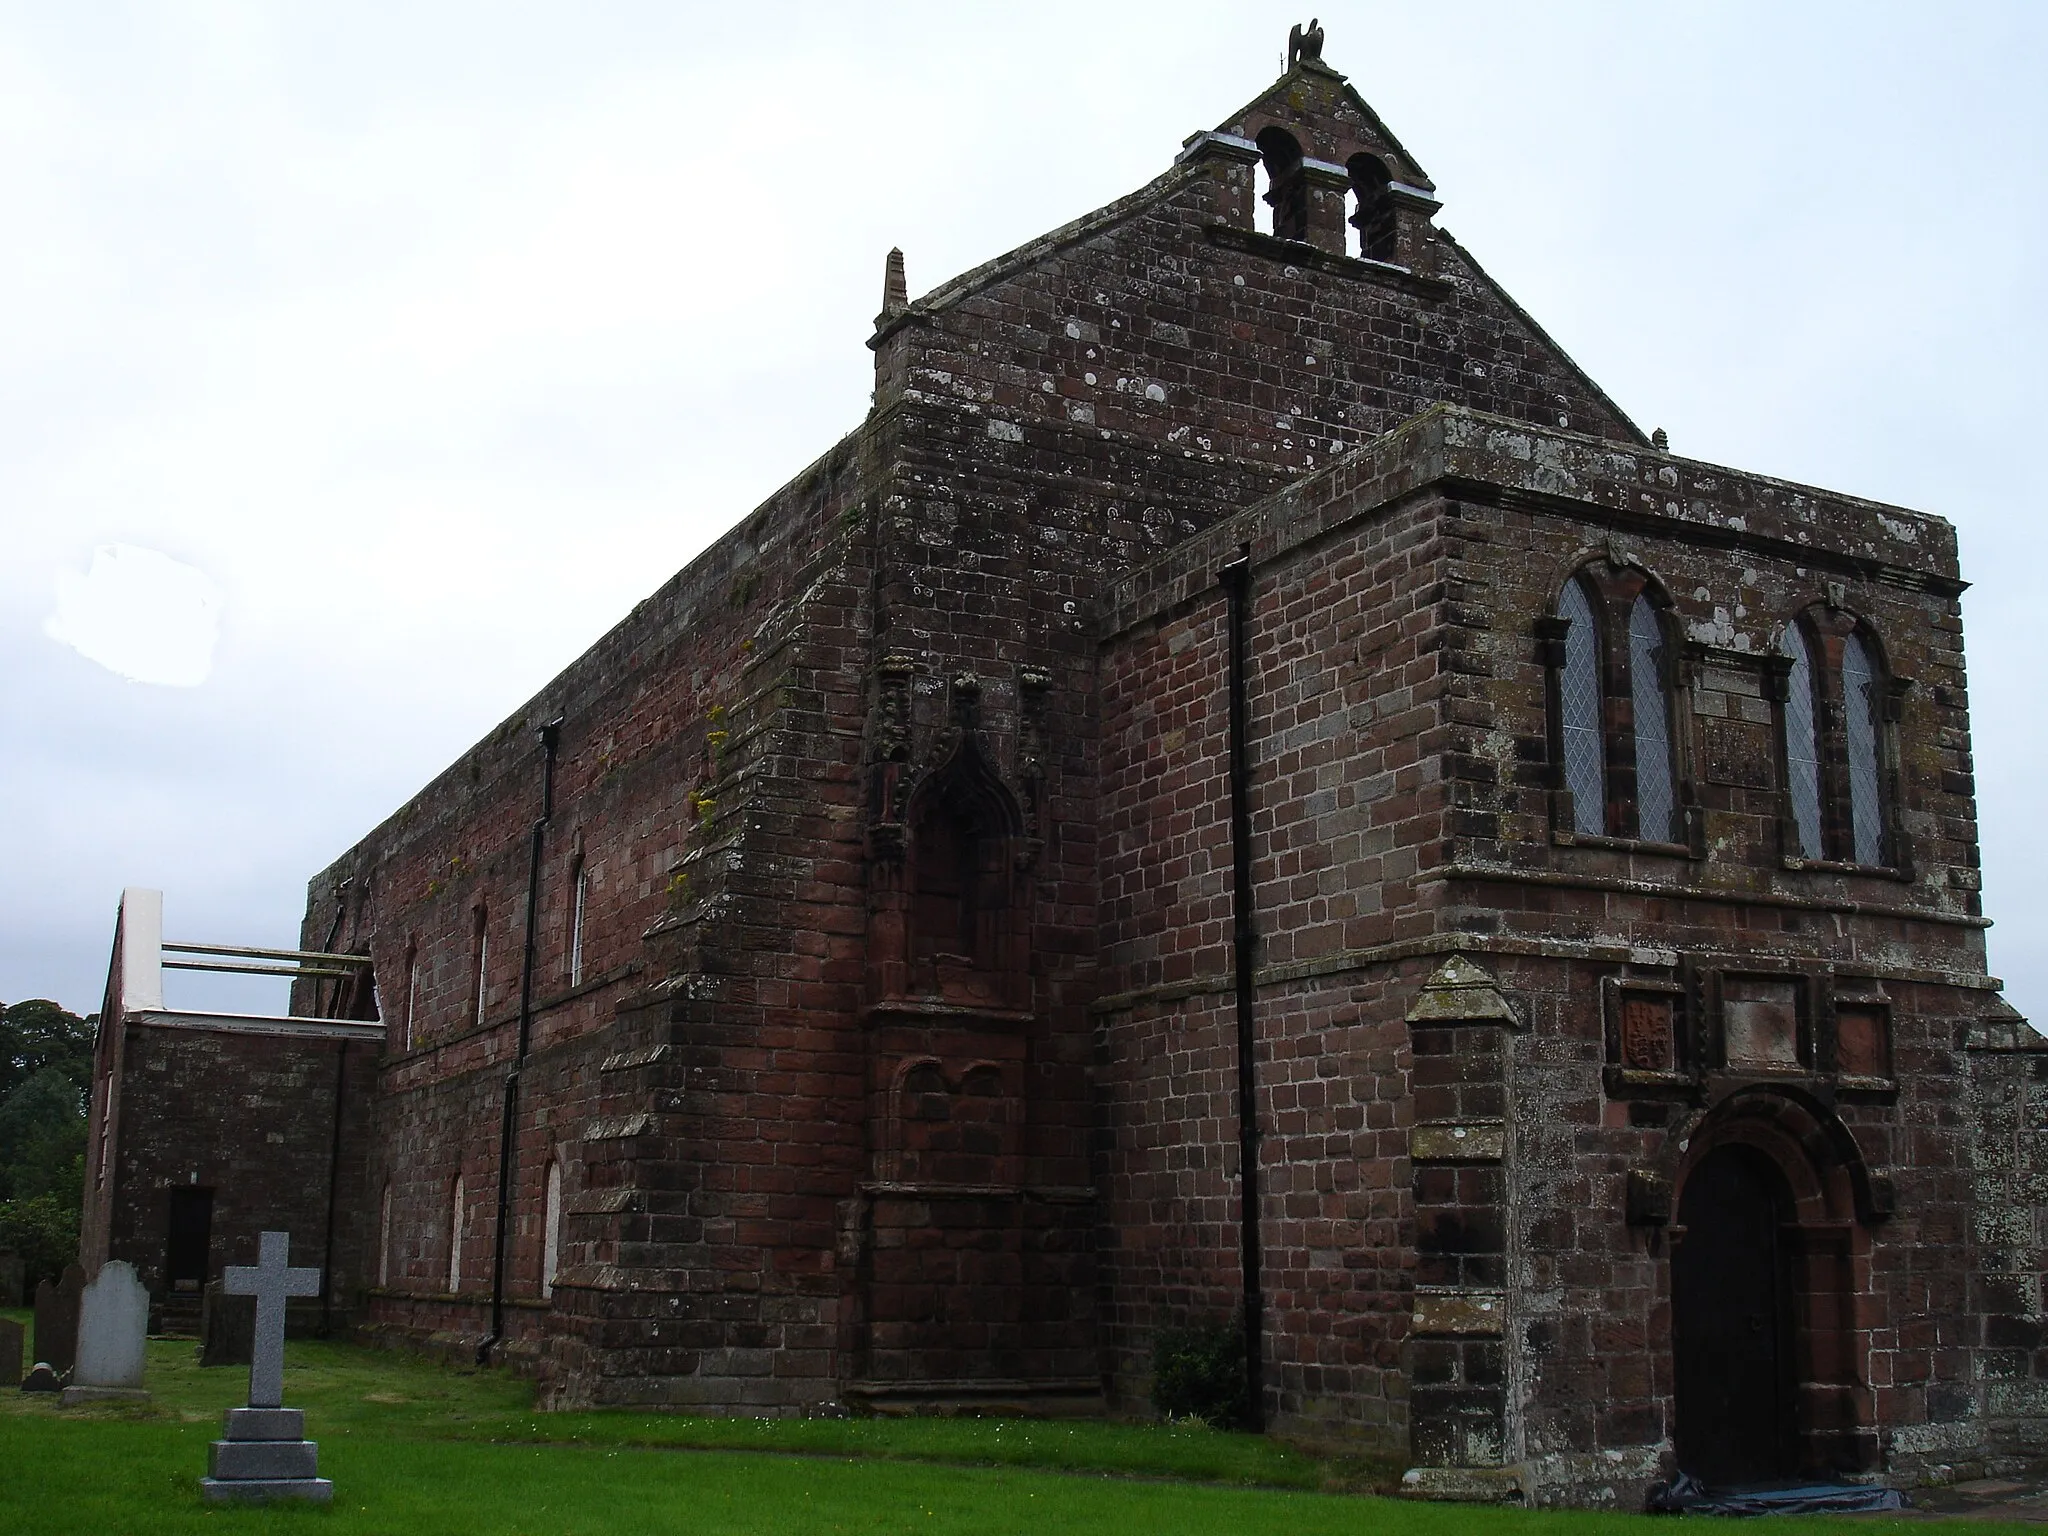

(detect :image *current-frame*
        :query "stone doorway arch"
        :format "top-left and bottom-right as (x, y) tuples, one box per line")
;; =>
(1667, 1086), (1881, 1482)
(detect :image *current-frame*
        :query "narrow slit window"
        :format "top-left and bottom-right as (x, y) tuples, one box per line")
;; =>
(449, 1174), (465, 1292)
(542, 1159), (563, 1300)
(378, 1182), (393, 1289)
(568, 865), (588, 987)
(1842, 632), (1885, 865)
(1782, 625), (1823, 857)
(403, 946), (420, 1051)
(1557, 579), (1606, 835)
(1629, 594), (1675, 842)
(473, 910), (489, 1029)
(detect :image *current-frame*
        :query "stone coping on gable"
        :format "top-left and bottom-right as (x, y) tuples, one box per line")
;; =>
(1100, 405), (1962, 642)
(126, 1009), (384, 1044)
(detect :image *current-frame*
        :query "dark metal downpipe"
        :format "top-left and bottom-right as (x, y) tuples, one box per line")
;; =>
(317, 877), (353, 1336)
(1218, 549), (1264, 1432)
(319, 1040), (348, 1335)
(478, 716), (563, 1366)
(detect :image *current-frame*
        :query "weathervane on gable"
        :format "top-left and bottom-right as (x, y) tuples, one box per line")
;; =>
(1288, 18), (1325, 66)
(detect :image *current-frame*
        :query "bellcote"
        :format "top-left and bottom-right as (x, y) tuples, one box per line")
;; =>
(1181, 24), (1442, 268)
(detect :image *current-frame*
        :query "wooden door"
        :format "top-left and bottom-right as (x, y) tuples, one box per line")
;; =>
(1673, 1146), (1795, 1484)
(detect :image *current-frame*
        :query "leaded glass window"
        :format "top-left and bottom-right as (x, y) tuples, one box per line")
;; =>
(1842, 632), (1885, 865)
(1557, 580), (1605, 835)
(1782, 624), (1823, 857)
(1629, 594), (1675, 842)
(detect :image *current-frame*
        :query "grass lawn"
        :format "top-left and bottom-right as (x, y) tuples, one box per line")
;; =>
(0, 1311), (2015, 1534)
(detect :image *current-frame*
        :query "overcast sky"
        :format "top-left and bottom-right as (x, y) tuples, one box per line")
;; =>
(5, 1), (2045, 1024)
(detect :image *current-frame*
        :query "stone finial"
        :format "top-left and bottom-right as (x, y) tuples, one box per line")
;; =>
(1404, 954), (1521, 1028)
(881, 247), (908, 322)
(1288, 18), (1325, 66)
(1651, 427), (1669, 450)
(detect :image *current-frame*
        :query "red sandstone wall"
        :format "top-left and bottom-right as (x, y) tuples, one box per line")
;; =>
(299, 429), (881, 1394)
(1095, 456), (1457, 1435)
(1095, 407), (2028, 1482)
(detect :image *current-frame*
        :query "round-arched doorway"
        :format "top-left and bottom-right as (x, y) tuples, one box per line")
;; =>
(1672, 1143), (1797, 1483)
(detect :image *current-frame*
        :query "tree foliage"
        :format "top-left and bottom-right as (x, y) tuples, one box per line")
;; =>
(0, 998), (94, 1104)
(0, 999), (93, 1298)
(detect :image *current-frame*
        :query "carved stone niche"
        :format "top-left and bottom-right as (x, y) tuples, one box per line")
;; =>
(866, 673), (1033, 1016)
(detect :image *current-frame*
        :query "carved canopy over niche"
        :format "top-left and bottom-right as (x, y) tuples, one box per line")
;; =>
(865, 668), (1037, 1012)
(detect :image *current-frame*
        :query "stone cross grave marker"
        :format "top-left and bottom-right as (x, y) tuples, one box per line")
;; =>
(62, 1260), (150, 1403)
(201, 1231), (331, 1504)
(226, 1229), (320, 1409)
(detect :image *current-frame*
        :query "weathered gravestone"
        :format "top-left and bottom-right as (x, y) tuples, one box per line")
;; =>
(32, 1263), (84, 1378)
(21, 1362), (60, 1393)
(62, 1260), (150, 1404)
(200, 1231), (330, 1505)
(0, 1317), (22, 1389)
(200, 1279), (255, 1367)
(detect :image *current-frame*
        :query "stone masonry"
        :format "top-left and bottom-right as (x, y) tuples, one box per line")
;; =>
(88, 38), (2045, 1505)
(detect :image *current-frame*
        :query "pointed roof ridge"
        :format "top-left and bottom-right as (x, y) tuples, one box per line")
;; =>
(878, 162), (1193, 332)
(1215, 54), (1434, 189)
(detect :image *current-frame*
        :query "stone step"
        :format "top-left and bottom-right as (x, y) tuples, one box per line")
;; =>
(200, 1476), (332, 1505)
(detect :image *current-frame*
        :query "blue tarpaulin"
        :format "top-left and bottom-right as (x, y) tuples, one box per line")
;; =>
(1647, 1472), (1909, 1516)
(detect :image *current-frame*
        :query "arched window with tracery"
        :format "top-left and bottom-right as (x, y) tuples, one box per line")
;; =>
(1841, 631), (1886, 866)
(1629, 593), (1676, 843)
(1555, 577), (1606, 836)
(1781, 623), (1824, 858)
(1778, 609), (1897, 868)
(1545, 566), (1685, 845)
(1256, 126), (1308, 241)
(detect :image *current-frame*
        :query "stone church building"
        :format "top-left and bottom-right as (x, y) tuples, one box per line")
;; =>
(82, 35), (2048, 1504)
